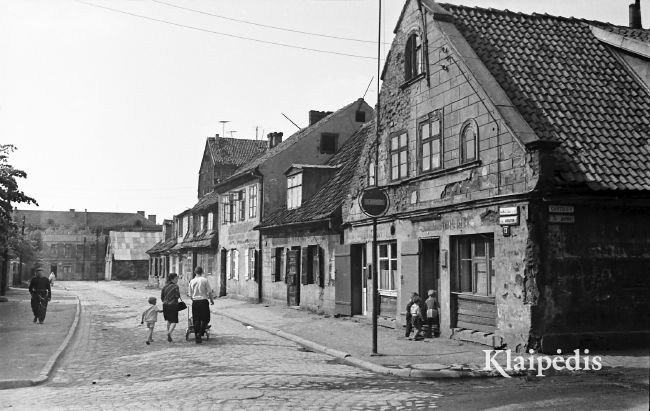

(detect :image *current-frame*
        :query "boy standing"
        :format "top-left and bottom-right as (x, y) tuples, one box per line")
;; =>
(141, 297), (162, 345)
(404, 292), (418, 338)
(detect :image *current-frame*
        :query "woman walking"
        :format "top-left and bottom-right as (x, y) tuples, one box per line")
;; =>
(160, 273), (181, 342)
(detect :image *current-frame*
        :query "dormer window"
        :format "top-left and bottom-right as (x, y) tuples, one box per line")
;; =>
(287, 173), (302, 209)
(405, 32), (423, 82)
(460, 120), (478, 163)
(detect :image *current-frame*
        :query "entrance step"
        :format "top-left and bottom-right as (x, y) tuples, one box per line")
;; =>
(451, 328), (504, 348)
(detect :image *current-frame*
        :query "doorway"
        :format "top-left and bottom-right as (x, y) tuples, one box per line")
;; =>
(50, 265), (57, 276)
(219, 249), (227, 297)
(350, 244), (365, 316)
(419, 239), (440, 299)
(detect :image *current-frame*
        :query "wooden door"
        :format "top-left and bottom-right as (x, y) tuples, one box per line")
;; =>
(286, 249), (300, 306)
(334, 245), (352, 316)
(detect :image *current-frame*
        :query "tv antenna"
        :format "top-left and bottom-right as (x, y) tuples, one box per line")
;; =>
(218, 120), (230, 137)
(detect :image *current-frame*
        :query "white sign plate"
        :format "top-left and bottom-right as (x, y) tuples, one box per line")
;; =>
(499, 215), (519, 226)
(548, 205), (575, 214)
(499, 206), (519, 216)
(549, 214), (575, 224)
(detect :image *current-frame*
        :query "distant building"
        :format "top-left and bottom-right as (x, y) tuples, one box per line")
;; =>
(13, 209), (161, 281)
(105, 231), (163, 281)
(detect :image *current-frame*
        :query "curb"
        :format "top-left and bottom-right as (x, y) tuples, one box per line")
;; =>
(0, 295), (81, 390)
(214, 308), (499, 380)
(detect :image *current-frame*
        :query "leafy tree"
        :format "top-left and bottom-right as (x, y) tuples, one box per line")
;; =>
(1, 144), (37, 293)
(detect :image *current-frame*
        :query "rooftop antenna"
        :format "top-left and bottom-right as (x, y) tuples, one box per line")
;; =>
(229, 130), (237, 138)
(218, 120), (230, 137)
(255, 126), (259, 140)
(281, 113), (301, 130)
(362, 76), (374, 100)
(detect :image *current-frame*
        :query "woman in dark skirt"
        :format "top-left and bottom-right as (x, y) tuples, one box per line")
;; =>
(160, 273), (180, 342)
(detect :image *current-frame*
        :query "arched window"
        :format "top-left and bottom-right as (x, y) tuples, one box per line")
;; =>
(460, 121), (478, 163)
(405, 32), (422, 81)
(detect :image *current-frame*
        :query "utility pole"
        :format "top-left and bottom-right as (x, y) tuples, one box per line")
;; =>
(372, 0), (382, 356)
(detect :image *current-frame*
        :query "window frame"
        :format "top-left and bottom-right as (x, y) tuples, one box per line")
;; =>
(248, 185), (258, 218)
(460, 120), (478, 164)
(389, 131), (409, 181)
(377, 241), (397, 293)
(453, 234), (495, 297)
(287, 172), (303, 210)
(320, 133), (339, 154)
(405, 31), (423, 82)
(418, 112), (443, 174)
(368, 160), (376, 186)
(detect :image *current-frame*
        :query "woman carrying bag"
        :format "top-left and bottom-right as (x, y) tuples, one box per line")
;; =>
(161, 273), (183, 342)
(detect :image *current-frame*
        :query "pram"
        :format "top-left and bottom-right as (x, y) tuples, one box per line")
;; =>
(185, 304), (211, 341)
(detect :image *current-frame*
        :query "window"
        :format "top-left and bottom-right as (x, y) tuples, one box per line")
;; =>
(50, 244), (56, 257)
(222, 196), (230, 224)
(419, 113), (442, 172)
(239, 190), (246, 221)
(405, 32), (423, 81)
(77, 244), (84, 257)
(355, 110), (366, 123)
(65, 244), (72, 258)
(368, 161), (376, 186)
(76, 263), (83, 273)
(287, 173), (302, 209)
(249, 185), (258, 218)
(301, 245), (323, 287)
(207, 212), (213, 229)
(63, 265), (71, 274)
(226, 250), (231, 278)
(460, 121), (477, 163)
(271, 247), (283, 282)
(247, 247), (256, 280)
(453, 234), (495, 296)
(177, 218), (183, 236)
(231, 249), (239, 280)
(378, 242), (397, 292)
(320, 133), (338, 154)
(390, 132), (408, 180)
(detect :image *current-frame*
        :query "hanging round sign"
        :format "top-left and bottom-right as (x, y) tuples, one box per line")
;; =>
(359, 187), (389, 217)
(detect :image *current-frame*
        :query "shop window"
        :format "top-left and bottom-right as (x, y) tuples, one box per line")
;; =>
(287, 173), (302, 209)
(390, 132), (408, 180)
(460, 121), (478, 163)
(452, 234), (495, 296)
(378, 242), (397, 292)
(405, 32), (423, 82)
(419, 113), (442, 173)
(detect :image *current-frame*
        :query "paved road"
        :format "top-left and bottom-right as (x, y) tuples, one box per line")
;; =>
(3, 282), (648, 410)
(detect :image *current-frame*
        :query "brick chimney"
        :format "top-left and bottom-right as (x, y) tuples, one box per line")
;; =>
(630, 0), (642, 29)
(148, 214), (157, 224)
(267, 132), (284, 149)
(309, 110), (333, 126)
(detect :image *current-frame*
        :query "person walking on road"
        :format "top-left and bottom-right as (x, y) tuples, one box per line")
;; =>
(48, 271), (56, 286)
(29, 268), (51, 324)
(141, 297), (162, 345)
(161, 273), (181, 342)
(188, 266), (213, 344)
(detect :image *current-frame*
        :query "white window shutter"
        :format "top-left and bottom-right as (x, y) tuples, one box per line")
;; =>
(226, 251), (231, 279)
(244, 248), (249, 280)
(234, 250), (239, 280)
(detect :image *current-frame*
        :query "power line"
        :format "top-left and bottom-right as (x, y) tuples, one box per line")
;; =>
(73, 0), (378, 60)
(151, 0), (391, 45)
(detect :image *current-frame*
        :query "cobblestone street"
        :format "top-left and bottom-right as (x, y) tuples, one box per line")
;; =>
(3, 282), (648, 410)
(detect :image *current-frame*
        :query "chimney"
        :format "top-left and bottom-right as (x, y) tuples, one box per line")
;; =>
(267, 132), (284, 149)
(215, 134), (219, 138)
(137, 210), (145, 217)
(630, 0), (642, 29)
(148, 214), (157, 224)
(309, 110), (333, 126)
(69, 209), (76, 218)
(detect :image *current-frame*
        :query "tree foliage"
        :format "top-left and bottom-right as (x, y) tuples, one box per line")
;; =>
(1, 144), (37, 246)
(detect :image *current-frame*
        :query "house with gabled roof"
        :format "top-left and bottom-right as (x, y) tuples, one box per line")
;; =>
(215, 99), (374, 302)
(147, 135), (267, 294)
(340, 0), (649, 352)
(256, 121), (374, 313)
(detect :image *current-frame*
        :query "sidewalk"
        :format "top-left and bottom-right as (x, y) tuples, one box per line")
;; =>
(0, 286), (79, 389)
(210, 296), (650, 379)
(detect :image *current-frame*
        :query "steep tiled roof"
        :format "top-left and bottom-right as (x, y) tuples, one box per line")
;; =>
(208, 137), (267, 167)
(190, 191), (219, 213)
(260, 120), (374, 228)
(230, 98), (367, 180)
(109, 231), (163, 261)
(14, 209), (160, 231)
(439, 4), (650, 190)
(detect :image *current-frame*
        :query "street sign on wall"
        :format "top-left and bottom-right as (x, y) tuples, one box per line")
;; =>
(359, 188), (389, 218)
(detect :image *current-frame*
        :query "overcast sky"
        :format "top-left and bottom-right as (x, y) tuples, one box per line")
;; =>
(2, 0), (646, 222)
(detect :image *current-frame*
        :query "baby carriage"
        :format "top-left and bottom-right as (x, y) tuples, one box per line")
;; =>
(185, 305), (211, 341)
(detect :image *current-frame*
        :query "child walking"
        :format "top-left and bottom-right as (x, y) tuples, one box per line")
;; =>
(141, 297), (162, 345)
(425, 289), (440, 338)
(410, 295), (425, 340)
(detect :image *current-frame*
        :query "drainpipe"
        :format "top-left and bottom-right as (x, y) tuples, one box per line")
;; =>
(257, 176), (264, 303)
